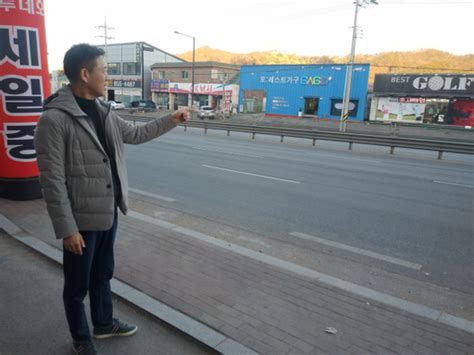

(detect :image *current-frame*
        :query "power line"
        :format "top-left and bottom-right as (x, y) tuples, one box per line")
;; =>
(371, 64), (474, 72)
(168, 64), (473, 77)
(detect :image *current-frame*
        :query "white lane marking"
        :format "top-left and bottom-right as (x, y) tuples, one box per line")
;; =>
(202, 164), (301, 184)
(126, 210), (474, 333)
(290, 232), (422, 271)
(433, 181), (474, 188)
(304, 152), (381, 164)
(128, 187), (176, 202)
(192, 146), (264, 159)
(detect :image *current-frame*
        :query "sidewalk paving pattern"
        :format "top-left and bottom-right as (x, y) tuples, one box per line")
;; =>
(1, 197), (473, 354)
(0, 229), (216, 355)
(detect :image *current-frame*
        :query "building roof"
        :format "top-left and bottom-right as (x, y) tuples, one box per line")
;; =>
(151, 61), (240, 69)
(96, 41), (185, 63)
(240, 63), (370, 70)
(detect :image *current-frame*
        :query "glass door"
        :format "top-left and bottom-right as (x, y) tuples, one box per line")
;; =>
(304, 97), (319, 115)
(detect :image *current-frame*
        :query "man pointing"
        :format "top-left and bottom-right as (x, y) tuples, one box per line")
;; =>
(34, 43), (189, 354)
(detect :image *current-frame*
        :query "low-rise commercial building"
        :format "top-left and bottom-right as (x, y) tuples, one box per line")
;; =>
(150, 62), (240, 111)
(98, 42), (184, 105)
(239, 64), (370, 120)
(370, 73), (474, 126)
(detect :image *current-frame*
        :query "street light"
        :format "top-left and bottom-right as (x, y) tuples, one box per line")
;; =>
(174, 31), (195, 110)
(339, 0), (378, 132)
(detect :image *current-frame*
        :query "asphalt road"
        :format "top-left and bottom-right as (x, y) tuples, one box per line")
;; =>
(124, 126), (474, 295)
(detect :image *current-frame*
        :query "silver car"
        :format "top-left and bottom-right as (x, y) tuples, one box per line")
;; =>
(108, 100), (126, 110)
(198, 106), (215, 119)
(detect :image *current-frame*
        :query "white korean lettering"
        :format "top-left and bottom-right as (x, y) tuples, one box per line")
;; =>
(35, 0), (44, 15)
(0, 26), (41, 69)
(0, 0), (15, 12)
(3, 122), (37, 161)
(18, 0), (34, 14)
(0, 75), (44, 115)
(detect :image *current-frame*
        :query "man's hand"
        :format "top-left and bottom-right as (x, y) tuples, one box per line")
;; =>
(63, 232), (85, 256)
(171, 108), (190, 124)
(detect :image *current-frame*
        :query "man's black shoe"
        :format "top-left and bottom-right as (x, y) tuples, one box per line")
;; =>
(72, 340), (97, 355)
(93, 318), (138, 339)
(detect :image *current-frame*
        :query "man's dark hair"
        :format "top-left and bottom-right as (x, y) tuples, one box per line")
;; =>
(63, 44), (105, 83)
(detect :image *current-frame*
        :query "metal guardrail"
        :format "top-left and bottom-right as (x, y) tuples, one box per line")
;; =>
(368, 119), (473, 131)
(122, 115), (474, 159)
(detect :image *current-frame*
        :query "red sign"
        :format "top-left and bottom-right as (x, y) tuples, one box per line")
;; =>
(399, 97), (427, 104)
(0, 1), (50, 182)
(451, 100), (474, 126)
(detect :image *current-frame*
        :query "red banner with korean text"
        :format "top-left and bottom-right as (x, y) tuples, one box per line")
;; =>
(0, 0), (49, 199)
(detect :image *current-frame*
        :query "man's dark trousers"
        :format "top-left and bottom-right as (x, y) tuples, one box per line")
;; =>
(63, 212), (118, 341)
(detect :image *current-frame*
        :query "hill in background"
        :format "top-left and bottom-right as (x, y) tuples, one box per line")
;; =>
(176, 46), (474, 84)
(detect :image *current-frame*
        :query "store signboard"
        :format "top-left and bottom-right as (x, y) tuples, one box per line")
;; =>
(0, 0), (50, 199)
(168, 82), (236, 95)
(259, 75), (331, 86)
(374, 74), (474, 97)
(151, 79), (169, 92)
(330, 99), (359, 117)
(271, 96), (290, 111)
(107, 75), (141, 89)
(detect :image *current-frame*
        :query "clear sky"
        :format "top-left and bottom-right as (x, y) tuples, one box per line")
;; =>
(44, 0), (473, 71)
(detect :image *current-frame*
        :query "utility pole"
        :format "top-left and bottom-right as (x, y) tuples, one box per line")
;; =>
(192, 36), (195, 109)
(340, 0), (378, 132)
(96, 16), (114, 59)
(96, 17), (114, 100)
(174, 31), (196, 110)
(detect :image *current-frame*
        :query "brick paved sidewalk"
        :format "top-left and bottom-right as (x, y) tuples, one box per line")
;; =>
(0, 229), (215, 355)
(1, 197), (472, 354)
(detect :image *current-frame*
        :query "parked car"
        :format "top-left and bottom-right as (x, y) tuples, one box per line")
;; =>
(198, 106), (215, 119)
(130, 100), (156, 109)
(108, 100), (125, 110)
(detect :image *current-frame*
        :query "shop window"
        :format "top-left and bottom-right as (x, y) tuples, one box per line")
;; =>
(424, 98), (450, 124)
(155, 94), (169, 107)
(123, 62), (140, 75)
(448, 99), (474, 126)
(107, 63), (121, 75)
(174, 93), (188, 110)
(375, 97), (426, 123)
(330, 98), (358, 117)
(181, 71), (189, 79)
(212, 69), (227, 81)
(243, 90), (266, 113)
(304, 97), (319, 115)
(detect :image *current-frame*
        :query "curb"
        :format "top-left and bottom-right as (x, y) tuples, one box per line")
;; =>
(128, 210), (474, 335)
(0, 213), (258, 355)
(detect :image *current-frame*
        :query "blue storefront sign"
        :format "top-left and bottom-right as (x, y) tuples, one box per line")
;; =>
(150, 79), (169, 92)
(239, 64), (370, 120)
